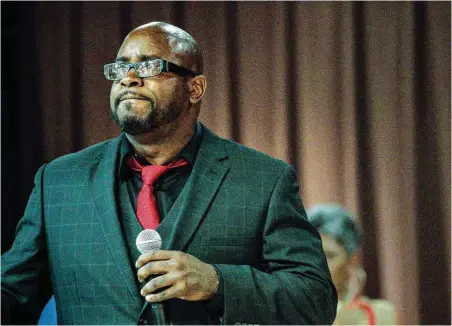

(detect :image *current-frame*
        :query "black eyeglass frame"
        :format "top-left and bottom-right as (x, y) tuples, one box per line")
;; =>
(103, 58), (197, 81)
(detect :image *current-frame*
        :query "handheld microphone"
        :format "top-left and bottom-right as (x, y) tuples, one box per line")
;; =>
(136, 229), (166, 325)
(136, 229), (162, 254)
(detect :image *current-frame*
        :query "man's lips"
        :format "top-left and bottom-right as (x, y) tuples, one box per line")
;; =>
(120, 95), (148, 101)
(114, 92), (153, 108)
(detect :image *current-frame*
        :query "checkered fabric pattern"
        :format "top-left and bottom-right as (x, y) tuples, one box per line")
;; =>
(1, 123), (337, 325)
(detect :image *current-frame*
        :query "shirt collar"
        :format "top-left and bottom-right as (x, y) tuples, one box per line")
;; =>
(119, 121), (203, 179)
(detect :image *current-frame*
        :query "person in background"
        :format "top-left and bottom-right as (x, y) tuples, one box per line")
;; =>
(307, 203), (397, 325)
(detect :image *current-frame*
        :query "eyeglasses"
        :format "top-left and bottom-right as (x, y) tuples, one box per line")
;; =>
(103, 58), (197, 81)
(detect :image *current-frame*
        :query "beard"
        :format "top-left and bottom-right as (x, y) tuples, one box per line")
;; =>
(111, 97), (184, 135)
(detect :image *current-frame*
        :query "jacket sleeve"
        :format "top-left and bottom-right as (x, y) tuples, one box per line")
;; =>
(1, 164), (53, 324)
(214, 165), (338, 325)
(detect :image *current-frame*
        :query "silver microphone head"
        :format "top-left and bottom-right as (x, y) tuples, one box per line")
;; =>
(136, 229), (162, 254)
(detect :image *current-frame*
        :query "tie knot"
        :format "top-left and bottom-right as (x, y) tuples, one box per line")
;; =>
(141, 165), (170, 185)
(127, 155), (189, 186)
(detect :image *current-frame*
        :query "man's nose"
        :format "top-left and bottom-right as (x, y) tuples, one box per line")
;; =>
(120, 68), (144, 87)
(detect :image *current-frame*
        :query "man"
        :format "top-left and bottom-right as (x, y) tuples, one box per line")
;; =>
(2, 22), (337, 324)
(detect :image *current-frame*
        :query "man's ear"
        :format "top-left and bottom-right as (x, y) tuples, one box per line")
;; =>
(189, 75), (207, 104)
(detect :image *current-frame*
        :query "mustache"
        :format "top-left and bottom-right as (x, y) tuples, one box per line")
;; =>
(114, 90), (153, 107)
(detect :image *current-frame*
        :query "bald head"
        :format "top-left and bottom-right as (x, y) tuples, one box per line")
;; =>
(123, 22), (203, 75)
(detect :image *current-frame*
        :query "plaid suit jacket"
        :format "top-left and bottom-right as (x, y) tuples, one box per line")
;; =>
(2, 124), (337, 325)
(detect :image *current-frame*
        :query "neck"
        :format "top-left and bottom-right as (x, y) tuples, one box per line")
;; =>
(126, 121), (196, 165)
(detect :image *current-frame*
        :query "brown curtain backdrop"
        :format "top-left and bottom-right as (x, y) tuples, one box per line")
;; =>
(2, 1), (450, 325)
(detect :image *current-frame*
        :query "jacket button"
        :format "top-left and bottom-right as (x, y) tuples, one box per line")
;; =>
(138, 318), (149, 325)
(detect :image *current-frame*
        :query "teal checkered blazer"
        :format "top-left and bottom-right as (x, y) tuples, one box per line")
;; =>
(2, 124), (337, 324)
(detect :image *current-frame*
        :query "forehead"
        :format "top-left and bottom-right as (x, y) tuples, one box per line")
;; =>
(116, 31), (172, 62)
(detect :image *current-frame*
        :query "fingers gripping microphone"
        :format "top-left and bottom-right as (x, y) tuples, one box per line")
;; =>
(136, 229), (166, 325)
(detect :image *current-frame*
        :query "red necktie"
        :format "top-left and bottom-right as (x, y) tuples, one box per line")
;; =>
(127, 155), (188, 229)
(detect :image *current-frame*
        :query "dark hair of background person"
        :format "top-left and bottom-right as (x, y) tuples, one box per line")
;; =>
(307, 203), (362, 256)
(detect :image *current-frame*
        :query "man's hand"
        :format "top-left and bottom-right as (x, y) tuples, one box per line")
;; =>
(136, 250), (219, 303)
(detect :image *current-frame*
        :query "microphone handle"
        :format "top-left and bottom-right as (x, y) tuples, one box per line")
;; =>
(141, 276), (167, 325)
(151, 302), (167, 325)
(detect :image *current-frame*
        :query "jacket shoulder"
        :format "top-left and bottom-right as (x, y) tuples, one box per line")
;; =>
(202, 126), (291, 171)
(46, 136), (121, 169)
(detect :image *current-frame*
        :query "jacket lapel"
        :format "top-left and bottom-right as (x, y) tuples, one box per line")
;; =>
(158, 126), (230, 251)
(90, 135), (142, 307)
